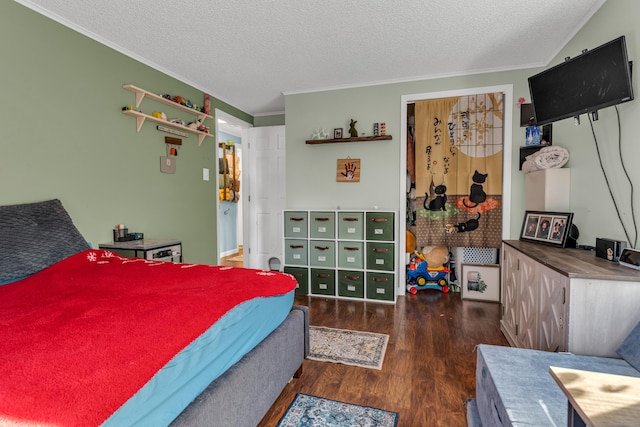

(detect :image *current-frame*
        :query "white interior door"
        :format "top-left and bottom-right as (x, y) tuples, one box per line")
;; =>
(244, 125), (286, 270)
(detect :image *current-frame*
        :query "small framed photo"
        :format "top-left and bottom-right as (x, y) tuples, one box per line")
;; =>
(520, 210), (574, 247)
(461, 263), (500, 302)
(333, 128), (343, 139)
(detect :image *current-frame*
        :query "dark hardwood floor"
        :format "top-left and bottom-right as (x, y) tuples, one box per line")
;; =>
(258, 291), (508, 427)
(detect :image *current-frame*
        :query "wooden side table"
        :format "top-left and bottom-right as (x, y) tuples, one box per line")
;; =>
(549, 366), (640, 426)
(99, 239), (182, 262)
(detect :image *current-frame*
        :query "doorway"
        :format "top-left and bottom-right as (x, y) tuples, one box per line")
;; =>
(399, 85), (514, 293)
(216, 109), (252, 266)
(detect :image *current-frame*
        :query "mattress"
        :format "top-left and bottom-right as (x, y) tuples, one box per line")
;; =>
(0, 249), (297, 426)
(105, 292), (294, 426)
(475, 344), (640, 426)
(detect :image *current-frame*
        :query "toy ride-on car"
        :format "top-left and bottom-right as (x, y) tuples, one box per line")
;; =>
(406, 260), (451, 294)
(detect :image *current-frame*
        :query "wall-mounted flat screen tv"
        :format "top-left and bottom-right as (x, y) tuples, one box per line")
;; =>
(528, 36), (634, 125)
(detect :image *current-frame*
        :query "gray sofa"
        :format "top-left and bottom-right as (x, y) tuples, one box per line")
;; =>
(467, 321), (640, 426)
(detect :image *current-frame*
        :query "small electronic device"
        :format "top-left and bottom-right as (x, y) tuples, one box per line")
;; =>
(146, 244), (182, 262)
(618, 248), (640, 270)
(595, 237), (626, 262)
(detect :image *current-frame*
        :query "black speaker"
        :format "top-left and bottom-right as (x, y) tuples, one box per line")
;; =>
(564, 224), (579, 248)
(595, 237), (626, 262)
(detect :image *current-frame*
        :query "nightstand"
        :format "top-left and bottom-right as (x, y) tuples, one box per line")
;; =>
(99, 239), (182, 262)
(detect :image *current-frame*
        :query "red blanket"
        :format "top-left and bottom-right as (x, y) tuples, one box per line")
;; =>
(0, 250), (296, 426)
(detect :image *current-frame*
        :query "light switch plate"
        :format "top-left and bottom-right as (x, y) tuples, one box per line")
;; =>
(203, 168), (210, 181)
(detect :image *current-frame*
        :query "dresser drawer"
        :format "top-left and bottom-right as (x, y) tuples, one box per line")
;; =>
(284, 266), (309, 295)
(366, 212), (394, 241)
(337, 212), (364, 240)
(309, 240), (335, 267)
(338, 241), (364, 269)
(284, 212), (308, 238)
(337, 270), (364, 298)
(284, 239), (308, 265)
(309, 211), (335, 239)
(366, 242), (394, 271)
(366, 272), (394, 301)
(310, 268), (336, 296)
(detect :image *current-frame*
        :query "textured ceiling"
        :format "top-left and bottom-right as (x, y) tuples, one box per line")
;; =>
(17, 0), (605, 116)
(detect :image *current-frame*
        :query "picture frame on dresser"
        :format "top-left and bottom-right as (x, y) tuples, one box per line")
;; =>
(461, 263), (500, 302)
(520, 210), (574, 247)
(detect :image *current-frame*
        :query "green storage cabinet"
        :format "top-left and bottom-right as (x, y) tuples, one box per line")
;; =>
(309, 240), (335, 267)
(284, 211), (308, 238)
(284, 239), (308, 266)
(310, 268), (336, 296)
(337, 270), (364, 298)
(284, 266), (309, 295)
(309, 211), (335, 239)
(337, 212), (364, 240)
(338, 241), (364, 269)
(366, 272), (394, 301)
(366, 242), (395, 271)
(366, 212), (394, 241)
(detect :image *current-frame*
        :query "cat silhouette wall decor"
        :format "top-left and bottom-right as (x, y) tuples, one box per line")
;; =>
(446, 213), (481, 234)
(423, 183), (447, 211)
(463, 170), (488, 208)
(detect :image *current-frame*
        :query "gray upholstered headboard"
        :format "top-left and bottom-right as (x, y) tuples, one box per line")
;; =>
(0, 199), (89, 282)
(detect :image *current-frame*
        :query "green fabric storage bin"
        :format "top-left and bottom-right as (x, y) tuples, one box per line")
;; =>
(366, 272), (394, 301)
(284, 266), (309, 295)
(366, 242), (394, 271)
(338, 241), (364, 269)
(337, 212), (364, 240)
(284, 239), (308, 265)
(284, 211), (308, 238)
(337, 270), (364, 298)
(310, 211), (335, 239)
(309, 240), (335, 267)
(311, 268), (335, 296)
(366, 212), (394, 241)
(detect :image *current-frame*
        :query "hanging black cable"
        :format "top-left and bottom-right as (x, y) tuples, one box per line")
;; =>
(614, 105), (638, 248)
(588, 110), (637, 248)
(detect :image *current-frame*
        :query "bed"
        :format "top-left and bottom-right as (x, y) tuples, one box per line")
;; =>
(0, 199), (309, 426)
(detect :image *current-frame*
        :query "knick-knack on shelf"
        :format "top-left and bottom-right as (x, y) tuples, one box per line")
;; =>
(349, 119), (358, 137)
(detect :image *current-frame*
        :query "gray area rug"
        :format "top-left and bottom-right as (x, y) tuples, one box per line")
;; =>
(308, 326), (389, 370)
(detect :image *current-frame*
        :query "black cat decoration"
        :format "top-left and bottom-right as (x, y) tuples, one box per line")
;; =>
(463, 170), (488, 208)
(423, 184), (447, 211)
(446, 213), (481, 234)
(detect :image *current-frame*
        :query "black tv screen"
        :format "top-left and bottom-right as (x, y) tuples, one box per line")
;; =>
(528, 36), (634, 125)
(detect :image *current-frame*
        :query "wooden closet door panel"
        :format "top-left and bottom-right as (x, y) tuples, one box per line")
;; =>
(500, 245), (519, 345)
(517, 256), (538, 349)
(538, 267), (568, 352)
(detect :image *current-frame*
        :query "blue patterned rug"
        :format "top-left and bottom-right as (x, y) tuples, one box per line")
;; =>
(277, 393), (399, 427)
(308, 326), (389, 370)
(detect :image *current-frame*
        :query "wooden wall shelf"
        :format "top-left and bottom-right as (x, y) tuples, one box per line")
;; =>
(122, 84), (214, 146)
(306, 135), (392, 145)
(122, 110), (212, 145)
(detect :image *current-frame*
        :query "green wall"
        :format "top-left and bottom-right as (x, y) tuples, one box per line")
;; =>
(3, 0), (639, 261)
(0, 2), (253, 264)
(255, 114), (285, 127)
(285, 0), (640, 248)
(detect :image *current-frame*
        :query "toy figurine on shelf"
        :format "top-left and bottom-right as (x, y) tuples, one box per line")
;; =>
(349, 119), (358, 137)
